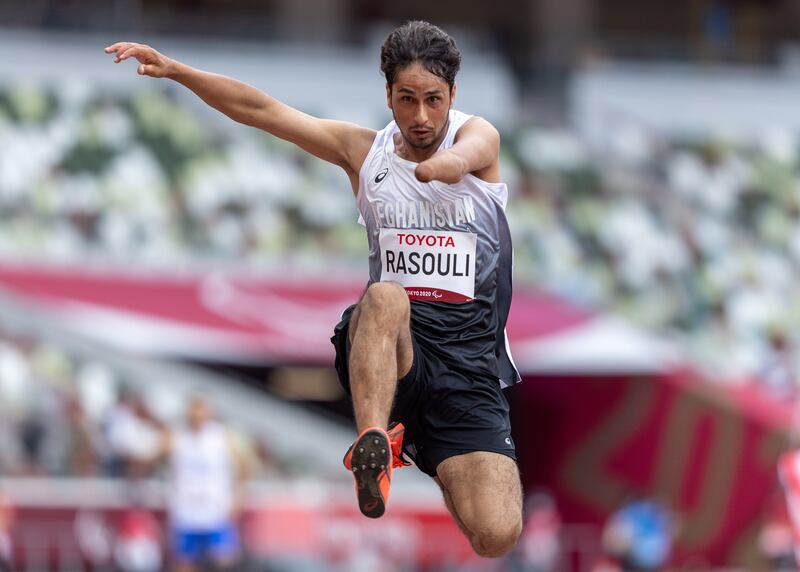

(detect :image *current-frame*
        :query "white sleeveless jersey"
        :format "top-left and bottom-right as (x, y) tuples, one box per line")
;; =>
(168, 421), (235, 529)
(356, 109), (520, 387)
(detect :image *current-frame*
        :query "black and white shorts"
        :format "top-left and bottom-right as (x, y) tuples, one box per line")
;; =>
(331, 304), (516, 478)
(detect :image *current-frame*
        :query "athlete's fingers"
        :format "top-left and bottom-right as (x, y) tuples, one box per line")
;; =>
(115, 45), (143, 62)
(112, 47), (132, 62)
(107, 42), (139, 59)
(104, 42), (128, 53)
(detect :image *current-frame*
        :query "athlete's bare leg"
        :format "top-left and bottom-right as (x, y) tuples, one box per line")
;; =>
(435, 452), (523, 558)
(213, 554), (239, 571)
(348, 281), (414, 432)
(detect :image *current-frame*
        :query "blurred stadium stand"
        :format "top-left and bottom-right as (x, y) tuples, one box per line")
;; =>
(0, 285), (453, 570)
(0, 0), (799, 569)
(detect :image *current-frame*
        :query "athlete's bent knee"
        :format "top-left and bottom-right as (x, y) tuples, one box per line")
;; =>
(359, 282), (410, 322)
(471, 520), (522, 558)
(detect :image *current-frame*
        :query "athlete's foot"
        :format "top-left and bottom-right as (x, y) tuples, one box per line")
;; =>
(343, 427), (394, 518)
(386, 422), (412, 469)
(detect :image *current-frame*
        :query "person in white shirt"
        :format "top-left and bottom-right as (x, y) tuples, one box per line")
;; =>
(161, 396), (246, 572)
(106, 20), (523, 557)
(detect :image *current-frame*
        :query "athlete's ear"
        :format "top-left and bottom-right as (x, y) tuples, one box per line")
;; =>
(386, 83), (393, 109)
(449, 83), (456, 108)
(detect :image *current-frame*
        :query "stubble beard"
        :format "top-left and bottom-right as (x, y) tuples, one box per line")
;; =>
(400, 118), (450, 151)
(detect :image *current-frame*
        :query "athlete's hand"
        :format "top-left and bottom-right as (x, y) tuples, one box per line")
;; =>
(104, 42), (175, 78)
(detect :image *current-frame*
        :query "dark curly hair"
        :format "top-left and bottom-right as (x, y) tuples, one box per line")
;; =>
(380, 20), (461, 91)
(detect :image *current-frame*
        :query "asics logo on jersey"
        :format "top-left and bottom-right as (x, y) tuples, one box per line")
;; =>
(374, 168), (389, 183)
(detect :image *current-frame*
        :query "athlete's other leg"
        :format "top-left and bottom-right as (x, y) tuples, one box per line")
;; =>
(348, 281), (414, 431)
(435, 452), (523, 558)
(172, 530), (202, 572)
(209, 523), (241, 571)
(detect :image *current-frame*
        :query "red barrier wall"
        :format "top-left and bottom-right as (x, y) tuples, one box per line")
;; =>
(509, 371), (793, 567)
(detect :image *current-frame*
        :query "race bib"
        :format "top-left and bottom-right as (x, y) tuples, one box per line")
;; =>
(379, 229), (477, 302)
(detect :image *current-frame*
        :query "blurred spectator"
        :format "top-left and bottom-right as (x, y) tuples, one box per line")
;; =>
(758, 327), (798, 399)
(600, 494), (677, 571)
(114, 485), (163, 572)
(164, 395), (247, 572)
(64, 393), (98, 475)
(114, 506), (163, 572)
(74, 509), (114, 570)
(0, 491), (15, 572)
(104, 387), (163, 478)
(17, 408), (47, 475)
(0, 330), (285, 482)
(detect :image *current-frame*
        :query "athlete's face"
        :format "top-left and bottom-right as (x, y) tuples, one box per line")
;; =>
(387, 62), (455, 159)
(187, 397), (211, 430)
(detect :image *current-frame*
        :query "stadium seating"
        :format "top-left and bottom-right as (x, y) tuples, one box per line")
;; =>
(0, 80), (796, 389)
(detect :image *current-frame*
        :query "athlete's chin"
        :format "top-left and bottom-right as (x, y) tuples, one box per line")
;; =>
(407, 138), (436, 150)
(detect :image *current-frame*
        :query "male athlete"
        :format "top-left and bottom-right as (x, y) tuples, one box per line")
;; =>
(106, 19), (523, 557)
(162, 396), (245, 572)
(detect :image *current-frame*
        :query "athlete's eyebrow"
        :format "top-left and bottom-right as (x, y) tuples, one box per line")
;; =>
(396, 86), (444, 96)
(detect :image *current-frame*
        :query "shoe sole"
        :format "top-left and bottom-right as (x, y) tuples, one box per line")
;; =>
(350, 429), (392, 518)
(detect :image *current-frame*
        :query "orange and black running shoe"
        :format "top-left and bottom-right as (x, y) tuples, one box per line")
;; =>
(343, 423), (409, 518)
(386, 422), (412, 469)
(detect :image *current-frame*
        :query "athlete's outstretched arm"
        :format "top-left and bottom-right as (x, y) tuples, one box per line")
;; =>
(414, 116), (501, 185)
(104, 42), (375, 186)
